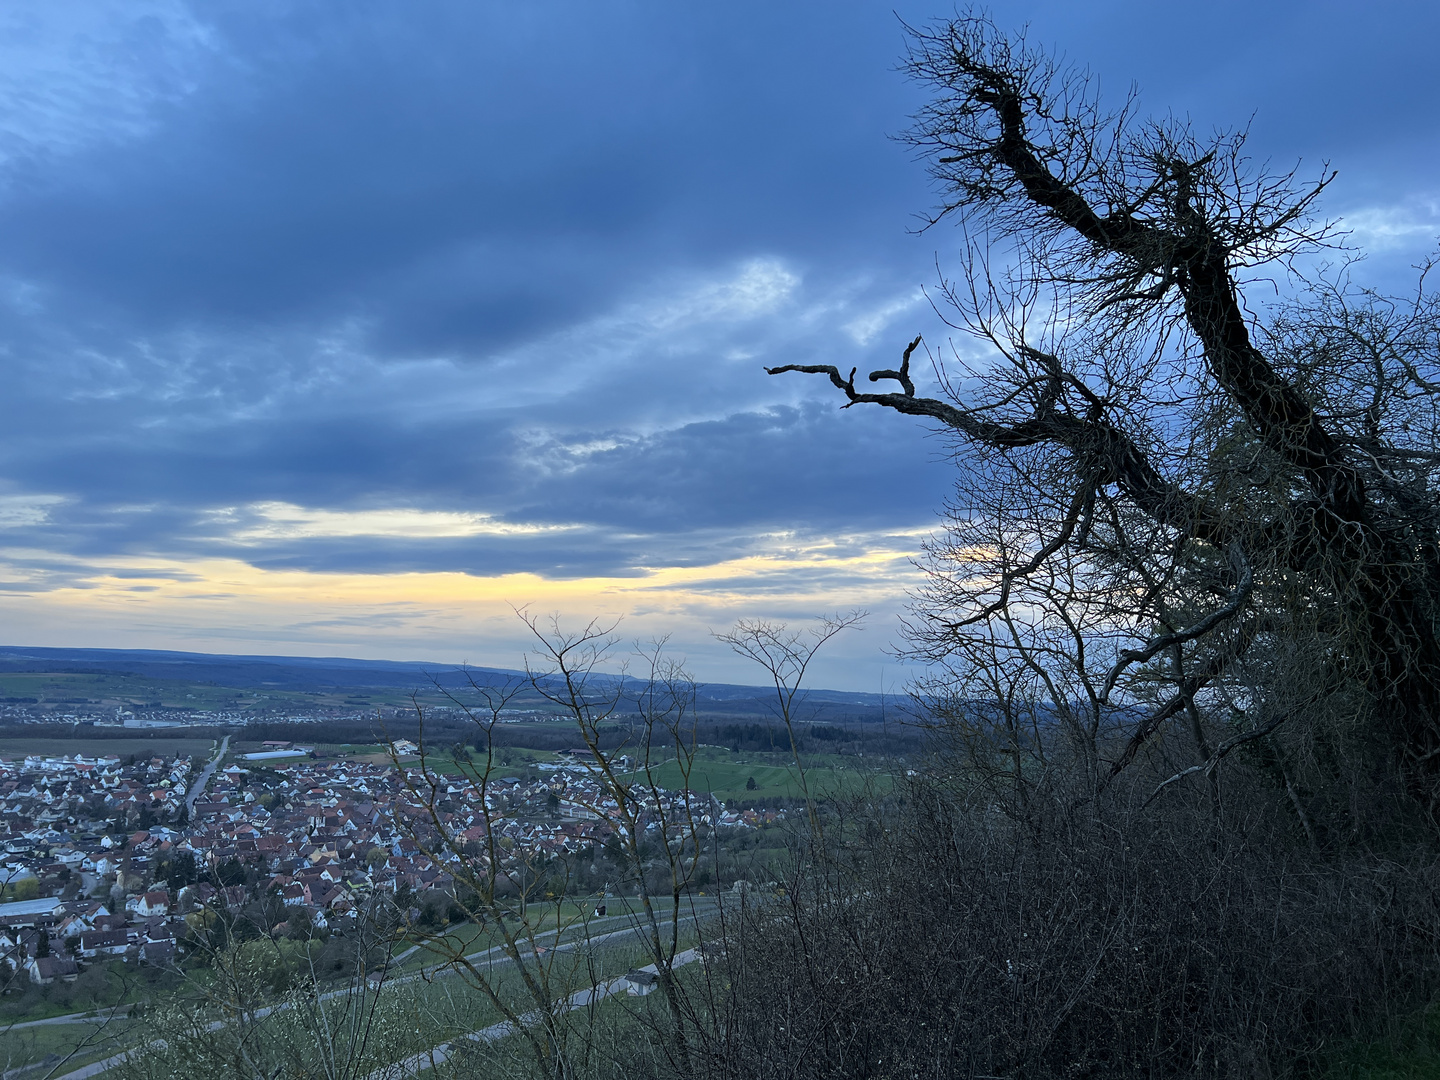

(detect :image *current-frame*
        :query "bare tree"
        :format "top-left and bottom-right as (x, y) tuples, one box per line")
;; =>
(375, 616), (719, 1079)
(515, 616), (710, 1075)
(387, 670), (587, 1080)
(716, 613), (866, 830)
(768, 12), (1440, 829)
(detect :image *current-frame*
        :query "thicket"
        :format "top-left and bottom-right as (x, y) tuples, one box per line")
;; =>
(679, 779), (1440, 1079)
(613, 8), (1440, 1077)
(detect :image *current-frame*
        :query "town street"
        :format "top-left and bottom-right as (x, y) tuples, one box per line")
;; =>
(184, 736), (230, 818)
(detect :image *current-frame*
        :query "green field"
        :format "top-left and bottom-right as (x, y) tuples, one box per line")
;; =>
(62, 929), (707, 1077)
(0, 1015), (138, 1076)
(621, 746), (891, 801)
(326, 743), (566, 781)
(0, 671), (240, 711)
(0, 736), (218, 760)
(333, 742), (891, 801)
(0, 670), (555, 717)
(395, 895), (713, 972)
(0, 734), (884, 804)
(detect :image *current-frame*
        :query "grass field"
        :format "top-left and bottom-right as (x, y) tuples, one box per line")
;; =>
(621, 746), (892, 801)
(0, 671), (240, 711)
(81, 926), (709, 1077)
(0, 736), (217, 760)
(0, 1016), (138, 1075)
(395, 896), (713, 972)
(328, 742), (890, 801)
(328, 743), (565, 781)
(347, 927), (709, 1076)
(0, 671), (517, 717)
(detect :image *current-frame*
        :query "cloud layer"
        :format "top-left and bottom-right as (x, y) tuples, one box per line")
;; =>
(0, 1), (1436, 687)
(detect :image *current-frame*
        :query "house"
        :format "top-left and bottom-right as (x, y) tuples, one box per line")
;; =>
(56, 900), (108, 924)
(311, 885), (346, 910)
(78, 929), (129, 958)
(139, 917), (172, 944)
(622, 969), (657, 996)
(218, 886), (247, 909)
(139, 939), (176, 966)
(28, 955), (79, 984)
(279, 882), (310, 907)
(0, 896), (65, 928)
(184, 882), (217, 907)
(56, 906), (113, 938)
(90, 855), (118, 876)
(127, 890), (170, 918)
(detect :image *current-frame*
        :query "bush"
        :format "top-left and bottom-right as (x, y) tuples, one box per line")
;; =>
(2, 878), (39, 902)
(687, 782), (1440, 1079)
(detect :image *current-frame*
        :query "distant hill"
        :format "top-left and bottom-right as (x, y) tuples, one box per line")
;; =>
(0, 645), (895, 718)
(0, 644), (522, 692)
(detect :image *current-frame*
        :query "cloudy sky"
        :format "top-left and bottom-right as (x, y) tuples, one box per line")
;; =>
(0, 1), (1435, 689)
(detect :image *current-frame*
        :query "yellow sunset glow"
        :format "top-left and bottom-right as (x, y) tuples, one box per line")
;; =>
(0, 529), (940, 683)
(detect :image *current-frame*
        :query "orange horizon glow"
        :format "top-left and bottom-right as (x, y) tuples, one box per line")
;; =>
(0, 527), (955, 688)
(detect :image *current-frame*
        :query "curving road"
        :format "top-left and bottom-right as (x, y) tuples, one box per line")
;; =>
(369, 946), (703, 1079)
(54, 900), (722, 1080)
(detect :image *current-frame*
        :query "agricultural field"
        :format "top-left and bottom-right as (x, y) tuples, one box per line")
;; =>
(318, 742), (891, 802)
(0, 670), (534, 718)
(0, 736), (218, 761)
(0, 1015), (138, 1078)
(621, 746), (892, 802)
(0, 671), (241, 711)
(393, 896), (703, 972)
(325, 743), (565, 774)
(7, 928), (710, 1077)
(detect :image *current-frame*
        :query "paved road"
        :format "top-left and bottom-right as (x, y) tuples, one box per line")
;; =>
(185, 735), (229, 817)
(370, 948), (702, 1079)
(374, 920), (658, 995)
(382, 911), (619, 969)
(54, 902), (720, 1080)
(34, 902), (711, 1038)
(336, 898), (718, 1002)
(3, 1006), (133, 1032)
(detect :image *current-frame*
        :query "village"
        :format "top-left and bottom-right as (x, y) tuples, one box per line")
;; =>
(0, 743), (780, 987)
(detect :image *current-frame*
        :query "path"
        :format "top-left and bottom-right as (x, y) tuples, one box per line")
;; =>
(54, 902), (718, 1080)
(371, 948), (702, 1078)
(385, 898), (716, 979)
(185, 735), (229, 817)
(34, 904), (708, 1038)
(3, 1007), (133, 1033)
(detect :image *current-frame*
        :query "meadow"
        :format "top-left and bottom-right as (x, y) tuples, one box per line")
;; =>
(620, 746), (892, 802)
(0, 736), (217, 760)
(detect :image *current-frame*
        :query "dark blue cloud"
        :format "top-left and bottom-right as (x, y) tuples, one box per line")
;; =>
(0, 4), (927, 341)
(0, 0), (1435, 597)
(4, 402), (955, 577)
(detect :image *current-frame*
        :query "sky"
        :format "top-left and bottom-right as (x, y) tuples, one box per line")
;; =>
(0, 1), (1436, 690)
